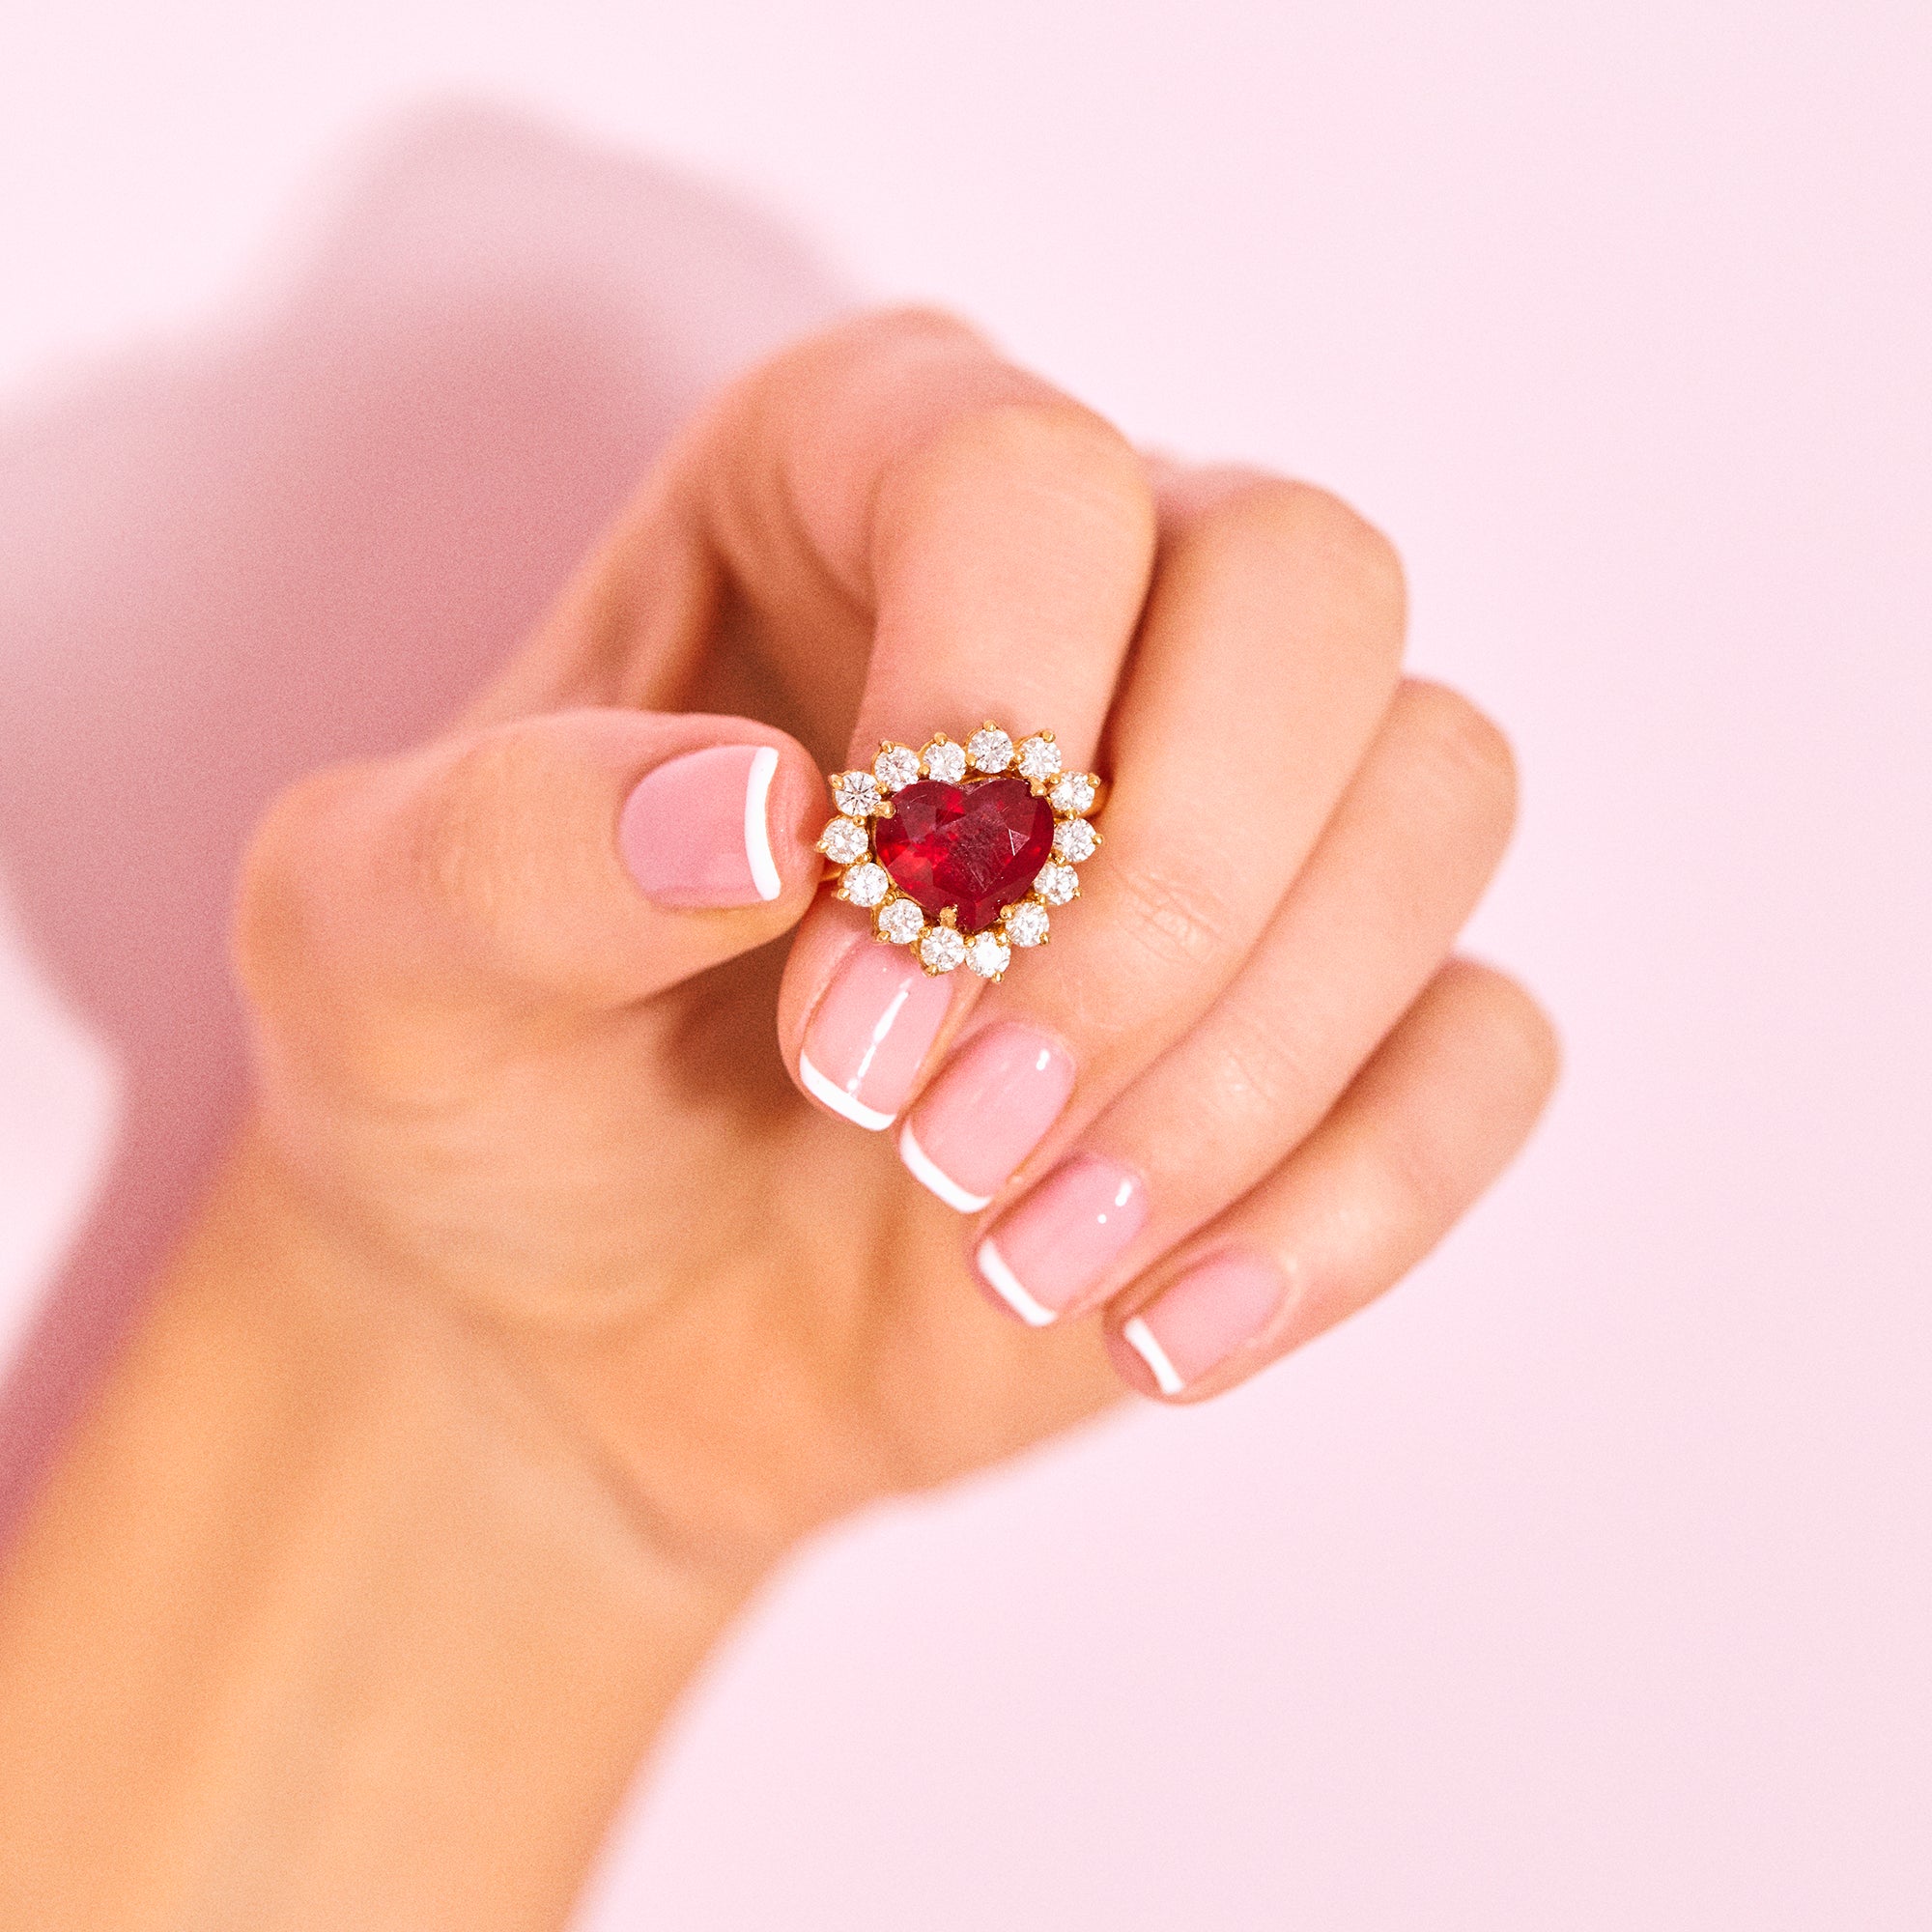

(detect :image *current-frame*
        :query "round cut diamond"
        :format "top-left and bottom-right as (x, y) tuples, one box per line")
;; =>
(834, 770), (883, 817)
(964, 930), (1010, 980)
(819, 816), (869, 865)
(841, 861), (890, 908)
(919, 924), (967, 973)
(872, 777), (1056, 932)
(1016, 734), (1062, 782)
(877, 897), (924, 944)
(873, 744), (922, 792)
(1049, 772), (1096, 815)
(1053, 818), (1097, 862)
(922, 737), (967, 783)
(1004, 900), (1050, 948)
(968, 725), (1014, 774)
(1035, 863), (1078, 905)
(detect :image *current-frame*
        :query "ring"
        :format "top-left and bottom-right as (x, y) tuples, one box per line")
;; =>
(816, 722), (1104, 980)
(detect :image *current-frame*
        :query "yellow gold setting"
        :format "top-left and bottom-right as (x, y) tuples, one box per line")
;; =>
(815, 719), (1105, 980)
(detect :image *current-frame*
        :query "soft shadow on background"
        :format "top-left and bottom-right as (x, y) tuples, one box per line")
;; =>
(0, 103), (847, 1534)
(4, 35), (1928, 1923)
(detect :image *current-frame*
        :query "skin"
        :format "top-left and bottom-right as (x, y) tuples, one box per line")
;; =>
(0, 311), (1556, 1929)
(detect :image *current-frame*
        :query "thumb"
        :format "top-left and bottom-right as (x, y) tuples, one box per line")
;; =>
(237, 708), (828, 1045)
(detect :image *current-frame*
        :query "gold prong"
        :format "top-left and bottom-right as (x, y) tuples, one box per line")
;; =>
(939, 906), (958, 927)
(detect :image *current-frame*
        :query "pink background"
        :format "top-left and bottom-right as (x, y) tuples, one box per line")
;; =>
(1, 4), (1927, 1925)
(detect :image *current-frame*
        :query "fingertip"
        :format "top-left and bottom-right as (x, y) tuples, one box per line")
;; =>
(355, 711), (831, 1011)
(759, 737), (838, 900)
(744, 746), (784, 901)
(619, 736), (824, 913)
(783, 926), (965, 1133)
(798, 1050), (897, 1131)
(1119, 1317), (1186, 1396)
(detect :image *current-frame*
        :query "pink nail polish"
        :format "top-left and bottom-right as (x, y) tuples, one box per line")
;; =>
(799, 943), (957, 1130)
(974, 1155), (1147, 1325)
(898, 1024), (1075, 1212)
(1116, 1252), (1286, 1396)
(619, 744), (783, 908)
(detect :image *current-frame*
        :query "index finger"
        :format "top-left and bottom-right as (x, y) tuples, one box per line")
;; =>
(484, 311), (1161, 1126)
(716, 315), (1162, 1132)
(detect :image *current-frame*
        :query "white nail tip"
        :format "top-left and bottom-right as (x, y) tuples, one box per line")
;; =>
(1122, 1316), (1186, 1395)
(798, 1051), (895, 1131)
(744, 745), (782, 901)
(898, 1124), (993, 1212)
(975, 1237), (1059, 1327)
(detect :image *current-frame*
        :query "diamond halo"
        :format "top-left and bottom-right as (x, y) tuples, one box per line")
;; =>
(819, 721), (1104, 978)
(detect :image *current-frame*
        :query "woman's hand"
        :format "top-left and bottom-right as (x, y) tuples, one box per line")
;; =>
(234, 309), (1555, 1576)
(0, 309), (1556, 1929)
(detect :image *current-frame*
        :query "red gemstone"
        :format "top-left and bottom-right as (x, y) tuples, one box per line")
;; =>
(873, 777), (1056, 933)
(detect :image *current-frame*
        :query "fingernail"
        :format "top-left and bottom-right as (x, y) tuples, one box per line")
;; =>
(898, 1024), (1075, 1213)
(619, 744), (783, 908)
(799, 943), (957, 1131)
(1117, 1252), (1286, 1396)
(974, 1155), (1146, 1326)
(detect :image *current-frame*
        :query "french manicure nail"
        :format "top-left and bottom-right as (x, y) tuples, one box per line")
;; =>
(898, 1024), (1075, 1212)
(1119, 1252), (1286, 1395)
(799, 942), (957, 1131)
(619, 744), (783, 908)
(974, 1154), (1147, 1325)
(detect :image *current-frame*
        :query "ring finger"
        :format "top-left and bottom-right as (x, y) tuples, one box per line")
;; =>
(952, 676), (1520, 1323)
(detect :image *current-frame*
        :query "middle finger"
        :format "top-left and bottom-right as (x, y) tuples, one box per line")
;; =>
(895, 474), (1406, 1210)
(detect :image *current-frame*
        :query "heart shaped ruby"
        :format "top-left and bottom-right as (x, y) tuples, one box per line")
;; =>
(873, 777), (1056, 933)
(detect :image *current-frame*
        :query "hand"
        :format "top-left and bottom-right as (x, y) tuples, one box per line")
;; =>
(236, 308), (1555, 1578)
(1, 309), (1559, 1926)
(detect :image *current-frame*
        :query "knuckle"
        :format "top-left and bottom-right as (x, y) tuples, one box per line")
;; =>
(855, 303), (986, 355)
(1375, 1111), (1470, 1231)
(1394, 679), (1520, 841)
(1376, 964), (1560, 1227)
(1292, 485), (1406, 615)
(1228, 480), (1405, 605)
(921, 396), (1156, 553)
(1175, 477), (1407, 655)
(1109, 852), (1238, 979)
(1204, 1004), (1318, 1125)
(752, 306), (981, 405)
